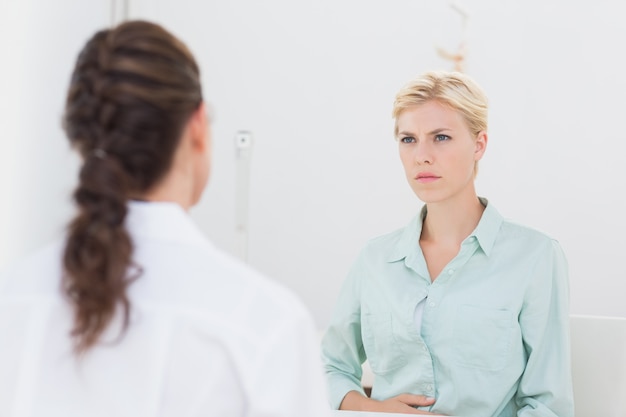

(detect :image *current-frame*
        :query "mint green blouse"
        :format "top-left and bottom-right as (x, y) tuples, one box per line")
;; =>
(321, 199), (574, 417)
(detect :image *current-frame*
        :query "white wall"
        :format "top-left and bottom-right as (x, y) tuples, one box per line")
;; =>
(2, 0), (625, 329)
(0, 0), (111, 266)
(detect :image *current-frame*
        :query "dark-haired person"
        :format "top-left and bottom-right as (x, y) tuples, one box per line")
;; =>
(0, 20), (329, 417)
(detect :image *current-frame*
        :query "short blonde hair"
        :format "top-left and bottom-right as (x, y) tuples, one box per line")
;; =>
(392, 70), (488, 137)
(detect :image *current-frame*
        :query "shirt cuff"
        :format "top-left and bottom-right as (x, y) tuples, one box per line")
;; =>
(327, 374), (366, 410)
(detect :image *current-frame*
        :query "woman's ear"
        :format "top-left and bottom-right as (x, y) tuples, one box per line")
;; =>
(189, 102), (210, 153)
(474, 131), (488, 161)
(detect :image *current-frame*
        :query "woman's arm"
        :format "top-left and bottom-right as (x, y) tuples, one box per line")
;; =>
(320, 255), (368, 409)
(340, 390), (439, 415)
(516, 239), (575, 417)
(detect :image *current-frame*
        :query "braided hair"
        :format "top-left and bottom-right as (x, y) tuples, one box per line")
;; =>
(62, 20), (202, 354)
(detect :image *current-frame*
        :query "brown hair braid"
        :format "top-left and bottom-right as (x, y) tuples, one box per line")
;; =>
(62, 20), (202, 354)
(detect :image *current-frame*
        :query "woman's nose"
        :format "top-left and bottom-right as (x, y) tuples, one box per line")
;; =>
(414, 142), (433, 165)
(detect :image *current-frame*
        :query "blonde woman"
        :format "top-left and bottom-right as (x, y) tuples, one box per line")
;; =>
(321, 71), (574, 416)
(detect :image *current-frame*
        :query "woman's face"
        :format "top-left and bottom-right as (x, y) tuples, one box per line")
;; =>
(396, 100), (486, 204)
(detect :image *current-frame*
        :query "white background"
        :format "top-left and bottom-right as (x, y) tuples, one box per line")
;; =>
(1, 0), (625, 329)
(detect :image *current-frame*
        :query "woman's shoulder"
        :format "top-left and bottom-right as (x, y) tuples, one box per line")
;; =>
(499, 217), (560, 246)
(135, 240), (313, 324)
(160, 246), (317, 350)
(206, 246), (310, 312)
(495, 217), (566, 263)
(355, 218), (418, 264)
(366, 226), (407, 249)
(0, 239), (65, 296)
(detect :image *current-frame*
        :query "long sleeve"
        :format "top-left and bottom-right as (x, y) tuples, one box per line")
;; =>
(320, 255), (367, 409)
(516, 239), (575, 417)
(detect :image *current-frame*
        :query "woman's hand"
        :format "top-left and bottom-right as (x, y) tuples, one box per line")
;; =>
(340, 391), (443, 415)
(376, 393), (440, 414)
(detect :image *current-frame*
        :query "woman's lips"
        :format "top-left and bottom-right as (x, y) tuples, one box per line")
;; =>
(416, 172), (440, 183)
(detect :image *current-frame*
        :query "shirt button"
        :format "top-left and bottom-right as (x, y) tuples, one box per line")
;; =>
(428, 301), (436, 308)
(425, 384), (433, 392)
(422, 345), (428, 352)
(447, 269), (454, 275)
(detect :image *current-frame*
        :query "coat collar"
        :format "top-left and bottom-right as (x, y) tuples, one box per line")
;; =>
(125, 200), (211, 248)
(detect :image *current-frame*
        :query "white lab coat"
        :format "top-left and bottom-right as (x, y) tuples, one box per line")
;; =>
(0, 201), (330, 417)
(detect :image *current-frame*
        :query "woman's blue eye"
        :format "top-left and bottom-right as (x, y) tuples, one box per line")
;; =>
(400, 136), (415, 143)
(435, 134), (450, 142)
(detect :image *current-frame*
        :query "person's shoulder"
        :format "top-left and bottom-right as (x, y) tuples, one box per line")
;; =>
(0, 239), (64, 296)
(367, 225), (406, 247)
(501, 217), (553, 239)
(174, 246), (316, 348)
(356, 218), (418, 265)
(499, 217), (563, 251)
(362, 225), (410, 255)
(209, 247), (310, 315)
(150, 243), (313, 325)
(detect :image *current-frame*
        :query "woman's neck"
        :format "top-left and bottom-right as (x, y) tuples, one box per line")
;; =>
(420, 192), (485, 246)
(135, 168), (194, 211)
